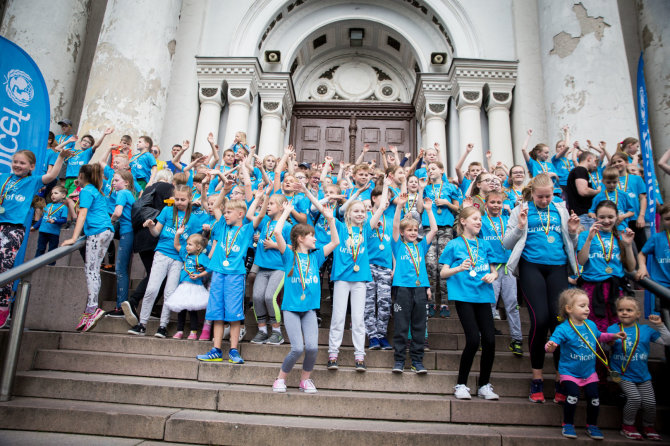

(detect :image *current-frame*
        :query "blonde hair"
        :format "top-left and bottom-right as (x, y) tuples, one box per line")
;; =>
(455, 207), (482, 235)
(187, 233), (208, 253)
(614, 295), (640, 314)
(558, 288), (588, 322)
(224, 199), (247, 213)
(522, 172), (553, 202)
(344, 201), (366, 227)
(399, 216), (420, 233)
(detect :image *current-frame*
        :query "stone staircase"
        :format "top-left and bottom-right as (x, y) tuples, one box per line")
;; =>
(0, 250), (668, 444)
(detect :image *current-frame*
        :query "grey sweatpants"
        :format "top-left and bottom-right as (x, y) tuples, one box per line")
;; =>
(491, 264), (522, 341)
(280, 309), (319, 373)
(252, 268), (284, 324)
(139, 251), (182, 326)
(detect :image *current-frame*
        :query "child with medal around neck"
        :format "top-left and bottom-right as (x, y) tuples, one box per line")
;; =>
(272, 202), (340, 393)
(545, 289), (626, 440)
(34, 185), (69, 259)
(439, 207), (499, 400)
(390, 192), (437, 374)
(607, 296), (669, 441)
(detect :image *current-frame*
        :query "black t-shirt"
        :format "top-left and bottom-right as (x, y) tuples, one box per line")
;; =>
(566, 166), (593, 215)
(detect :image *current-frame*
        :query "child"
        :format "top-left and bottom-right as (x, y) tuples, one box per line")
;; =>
(608, 296), (668, 440)
(130, 135), (158, 190)
(440, 207), (499, 400)
(587, 167), (634, 232)
(110, 170), (136, 315)
(521, 129), (561, 195)
(61, 164), (115, 332)
(610, 151), (647, 250)
(391, 193), (437, 373)
(577, 201), (636, 332)
(230, 131), (249, 153)
(636, 204), (670, 291)
(545, 289), (626, 440)
(271, 203), (339, 393)
(168, 228), (210, 340)
(454, 143), (482, 196)
(480, 191), (523, 356)
(35, 185), (68, 258)
(197, 199), (259, 364)
(505, 165), (527, 210)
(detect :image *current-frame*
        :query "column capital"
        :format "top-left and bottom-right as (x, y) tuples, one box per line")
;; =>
(198, 84), (224, 106)
(485, 86), (514, 112)
(257, 73), (295, 119)
(448, 58), (518, 110)
(412, 73), (451, 120)
(196, 57), (262, 106)
(453, 84), (484, 110)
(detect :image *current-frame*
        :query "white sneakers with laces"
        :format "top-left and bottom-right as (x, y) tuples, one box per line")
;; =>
(272, 378), (287, 393)
(299, 379), (318, 393)
(477, 383), (499, 400)
(453, 384), (471, 400)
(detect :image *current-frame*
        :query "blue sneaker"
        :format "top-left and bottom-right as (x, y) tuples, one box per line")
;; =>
(428, 304), (437, 318)
(197, 347), (223, 362)
(411, 362), (428, 374)
(368, 337), (381, 350)
(439, 306), (451, 318)
(562, 424), (577, 439)
(379, 337), (392, 350)
(585, 425), (604, 440)
(228, 348), (244, 364)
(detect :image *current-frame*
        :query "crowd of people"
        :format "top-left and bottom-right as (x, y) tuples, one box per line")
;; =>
(0, 119), (669, 441)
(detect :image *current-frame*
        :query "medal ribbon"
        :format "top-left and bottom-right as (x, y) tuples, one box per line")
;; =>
(595, 231), (614, 263)
(295, 253), (310, 293)
(404, 194), (416, 213)
(129, 152), (143, 165)
(265, 219), (277, 240)
(431, 182), (443, 210)
(606, 189), (618, 206)
(0, 175), (25, 205)
(537, 203), (552, 235)
(561, 158), (571, 171)
(461, 236), (479, 267)
(539, 161), (548, 173)
(568, 319), (610, 369)
(224, 226), (242, 259)
(47, 202), (66, 219)
(588, 172), (600, 188)
(619, 174), (629, 192)
(184, 255), (200, 275)
(347, 225), (363, 264)
(618, 323), (640, 374)
(486, 213), (505, 245)
(403, 242), (421, 279)
(375, 215), (386, 242)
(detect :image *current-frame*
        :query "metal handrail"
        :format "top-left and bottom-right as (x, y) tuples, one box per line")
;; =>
(0, 236), (86, 401)
(625, 271), (670, 303)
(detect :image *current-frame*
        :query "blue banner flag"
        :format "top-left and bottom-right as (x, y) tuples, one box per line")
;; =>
(0, 36), (51, 275)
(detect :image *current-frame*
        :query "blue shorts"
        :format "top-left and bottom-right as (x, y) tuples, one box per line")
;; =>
(205, 272), (246, 322)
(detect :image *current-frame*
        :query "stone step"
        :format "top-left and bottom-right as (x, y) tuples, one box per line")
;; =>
(0, 430), (152, 446)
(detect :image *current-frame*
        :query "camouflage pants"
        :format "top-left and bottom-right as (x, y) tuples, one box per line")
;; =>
(424, 226), (453, 307)
(364, 264), (392, 339)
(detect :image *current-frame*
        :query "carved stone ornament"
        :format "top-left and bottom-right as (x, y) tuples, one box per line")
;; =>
(492, 92), (510, 102)
(428, 103), (445, 113)
(463, 91), (480, 101)
(319, 66), (339, 80)
(201, 88), (218, 97)
(263, 102), (280, 111)
(230, 88), (247, 98)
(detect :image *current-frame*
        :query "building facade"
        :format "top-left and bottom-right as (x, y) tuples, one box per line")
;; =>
(1, 0), (668, 192)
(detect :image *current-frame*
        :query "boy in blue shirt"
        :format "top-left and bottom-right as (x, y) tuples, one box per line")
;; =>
(34, 185), (69, 261)
(587, 167), (635, 232)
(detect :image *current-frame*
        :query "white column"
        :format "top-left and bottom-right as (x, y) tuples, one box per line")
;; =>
(486, 88), (514, 168)
(454, 86), (484, 165)
(413, 75), (449, 167)
(258, 100), (283, 158)
(223, 86), (254, 149)
(279, 116), (288, 152)
(424, 102), (448, 166)
(193, 86), (224, 157)
(78, 0), (182, 156)
(0, 0), (89, 129)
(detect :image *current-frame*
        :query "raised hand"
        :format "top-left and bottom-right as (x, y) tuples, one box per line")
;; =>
(462, 196), (474, 208)
(527, 129), (533, 136)
(587, 221), (601, 240)
(418, 178), (428, 189)
(363, 143), (370, 153)
(383, 175), (393, 187)
(418, 148), (425, 159)
(568, 210), (581, 233)
(423, 197), (433, 208)
(545, 340), (558, 352)
(207, 132), (215, 144)
(486, 150), (492, 159)
(282, 202), (295, 215)
(620, 228), (635, 246)
(466, 143), (474, 153)
(380, 146), (386, 155)
(648, 314), (662, 326)
(397, 192), (409, 206)
(321, 206), (335, 221)
(176, 226), (185, 236)
(183, 140), (190, 149)
(104, 127), (114, 135)
(517, 203), (528, 228)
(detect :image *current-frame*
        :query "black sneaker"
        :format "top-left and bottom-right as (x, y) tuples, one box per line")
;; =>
(105, 308), (124, 318)
(411, 362), (428, 374)
(128, 323), (146, 335)
(392, 361), (404, 373)
(327, 359), (339, 370)
(509, 340), (523, 357)
(155, 326), (168, 338)
(355, 360), (366, 372)
(121, 301), (138, 327)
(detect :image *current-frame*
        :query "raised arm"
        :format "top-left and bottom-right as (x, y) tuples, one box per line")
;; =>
(207, 133), (220, 168)
(42, 150), (72, 184)
(355, 143), (370, 165)
(247, 187), (270, 229)
(92, 127), (114, 151)
(273, 146), (292, 192)
(392, 192), (407, 242)
(369, 176), (391, 229)
(407, 148), (424, 176)
(659, 149), (670, 175)
(322, 206), (340, 257)
(423, 197), (438, 245)
(520, 129), (532, 163)
(237, 158), (254, 202)
(173, 226), (185, 253)
(171, 140), (190, 172)
(273, 202), (293, 254)
(455, 143), (474, 184)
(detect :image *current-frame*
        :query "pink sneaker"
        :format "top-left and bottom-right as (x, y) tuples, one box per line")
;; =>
(83, 308), (105, 332)
(199, 324), (212, 341)
(272, 378), (287, 393)
(299, 379), (317, 394)
(172, 331), (184, 339)
(75, 313), (91, 331)
(187, 330), (198, 340)
(0, 304), (10, 329)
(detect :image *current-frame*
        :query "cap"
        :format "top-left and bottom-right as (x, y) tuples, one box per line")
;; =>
(58, 119), (73, 126)
(299, 162), (311, 169)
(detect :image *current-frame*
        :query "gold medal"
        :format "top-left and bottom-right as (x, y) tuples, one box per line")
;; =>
(222, 260), (230, 267)
(300, 294), (306, 301)
(379, 244), (385, 251)
(353, 265), (360, 272)
(437, 208), (442, 214)
(547, 235), (555, 243)
(610, 370), (621, 383)
(253, 242), (257, 248)
(605, 266), (613, 274)
(415, 280), (421, 286)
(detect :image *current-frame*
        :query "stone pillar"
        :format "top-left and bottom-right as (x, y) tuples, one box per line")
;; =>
(454, 86), (484, 165)
(413, 74), (449, 166)
(257, 75), (294, 158)
(78, 0), (182, 154)
(223, 85), (254, 149)
(636, 0), (670, 197)
(0, 0), (89, 129)
(193, 86), (224, 157)
(486, 87), (515, 168)
(537, 1), (637, 147)
(511, 0), (548, 165)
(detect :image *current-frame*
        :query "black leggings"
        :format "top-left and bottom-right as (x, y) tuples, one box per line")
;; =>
(518, 258), (568, 370)
(455, 301), (495, 386)
(177, 310), (199, 332)
(563, 381), (599, 426)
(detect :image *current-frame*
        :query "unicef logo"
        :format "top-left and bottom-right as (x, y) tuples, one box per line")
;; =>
(232, 246), (240, 253)
(4, 69), (34, 107)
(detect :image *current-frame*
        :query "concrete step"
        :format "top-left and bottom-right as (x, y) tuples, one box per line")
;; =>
(0, 430), (152, 446)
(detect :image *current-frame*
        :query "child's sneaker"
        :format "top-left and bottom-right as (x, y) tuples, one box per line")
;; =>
(155, 326), (168, 338)
(187, 330), (198, 340)
(128, 323), (146, 335)
(453, 384), (471, 400)
(509, 340), (523, 357)
(197, 347), (223, 362)
(585, 425), (604, 440)
(642, 426), (662, 441)
(222, 324), (230, 340)
(428, 304), (437, 318)
(553, 381), (566, 404)
(477, 383), (499, 400)
(199, 324), (212, 341)
(238, 326), (247, 342)
(266, 331), (284, 345)
(83, 308), (105, 332)
(299, 379), (318, 393)
(228, 348), (244, 364)
(562, 424), (577, 439)
(75, 313), (91, 331)
(355, 360), (366, 372)
(172, 331), (184, 339)
(105, 308), (124, 318)
(392, 361), (404, 373)
(411, 362), (428, 374)
(368, 337), (381, 350)
(492, 309), (501, 320)
(379, 337), (392, 350)
(529, 379), (545, 403)
(251, 330), (269, 344)
(439, 305), (451, 318)
(0, 301), (10, 328)
(120, 301), (138, 327)
(272, 378), (287, 393)
(620, 424), (642, 440)
(327, 357), (338, 370)
(423, 338), (430, 351)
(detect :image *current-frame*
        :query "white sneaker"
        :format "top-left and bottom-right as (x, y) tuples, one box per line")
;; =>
(453, 384), (471, 400)
(492, 309), (501, 320)
(300, 379), (318, 394)
(272, 378), (287, 393)
(223, 324), (230, 340)
(477, 383), (499, 400)
(239, 326), (247, 342)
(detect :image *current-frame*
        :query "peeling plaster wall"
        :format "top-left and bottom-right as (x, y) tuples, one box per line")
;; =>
(538, 1), (637, 147)
(78, 0), (182, 159)
(0, 0), (89, 131)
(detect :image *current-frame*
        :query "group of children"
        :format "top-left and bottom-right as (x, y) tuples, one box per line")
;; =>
(2, 124), (668, 442)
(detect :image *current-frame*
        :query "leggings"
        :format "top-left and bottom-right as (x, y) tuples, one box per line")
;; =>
(177, 310), (199, 332)
(281, 309), (318, 374)
(518, 258), (568, 370)
(329, 280), (366, 357)
(455, 301), (495, 386)
(0, 224), (25, 303)
(252, 268), (284, 324)
(620, 380), (656, 426)
(563, 381), (599, 426)
(84, 230), (114, 310)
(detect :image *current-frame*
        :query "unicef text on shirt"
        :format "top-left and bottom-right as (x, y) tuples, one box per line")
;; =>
(291, 275), (317, 285)
(527, 225), (562, 233)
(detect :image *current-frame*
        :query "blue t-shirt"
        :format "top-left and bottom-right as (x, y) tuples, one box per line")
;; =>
(382, 186), (400, 221)
(129, 152), (157, 183)
(641, 231), (670, 287)
(65, 148), (94, 178)
(506, 189), (524, 209)
(392, 238), (430, 287)
(281, 248), (327, 312)
(42, 149), (60, 176)
(155, 207), (201, 261)
(366, 213), (393, 269)
(253, 216), (293, 269)
(479, 213), (511, 264)
(179, 248), (210, 286)
(166, 160), (186, 173)
(311, 209), (335, 249)
(330, 219), (372, 282)
(346, 185), (373, 202)
(422, 181), (458, 227)
(78, 184), (113, 236)
(527, 158), (561, 194)
(551, 319), (603, 379)
(209, 223), (255, 275)
(588, 189), (634, 230)
(0, 173), (44, 225)
(115, 189), (135, 234)
(619, 174), (645, 219)
(39, 202), (68, 235)
(459, 177), (472, 196)
(608, 323), (659, 383)
(208, 165), (234, 194)
(282, 193), (310, 217)
(54, 134), (75, 151)
(439, 237), (495, 304)
(551, 155), (573, 186)
(521, 202), (567, 265)
(577, 230), (624, 282)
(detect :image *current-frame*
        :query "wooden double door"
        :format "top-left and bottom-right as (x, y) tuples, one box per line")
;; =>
(290, 102), (416, 168)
